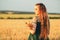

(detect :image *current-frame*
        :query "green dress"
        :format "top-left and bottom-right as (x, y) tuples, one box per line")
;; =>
(28, 22), (41, 40)
(28, 16), (41, 40)
(28, 16), (50, 40)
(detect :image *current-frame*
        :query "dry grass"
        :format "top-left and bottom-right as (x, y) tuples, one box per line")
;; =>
(0, 12), (60, 40)
(0, 14), (34, 19)
(0, 19), (60, 40)
(0, 14), (60, 19)
(49, 19), (60, 40)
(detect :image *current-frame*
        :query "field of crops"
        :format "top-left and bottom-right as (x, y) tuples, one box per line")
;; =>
(0, 13), (60, 19)
(0, 13), (60, 40)
(0, 19), (60, 40)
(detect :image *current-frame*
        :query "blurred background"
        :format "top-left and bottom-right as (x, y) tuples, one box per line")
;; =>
(0, 0), (60, 40)
(0, 0), (60, 13)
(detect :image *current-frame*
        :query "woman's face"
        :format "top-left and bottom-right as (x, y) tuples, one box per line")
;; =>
(34, 5), (40, 15)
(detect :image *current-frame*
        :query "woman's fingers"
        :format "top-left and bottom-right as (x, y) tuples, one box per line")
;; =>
(25, 21), (28, 24)
(25, 21), (31, 24)
(25, 22), (27, 24)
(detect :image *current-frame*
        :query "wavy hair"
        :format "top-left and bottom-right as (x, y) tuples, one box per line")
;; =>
(35, 3), (50, 39)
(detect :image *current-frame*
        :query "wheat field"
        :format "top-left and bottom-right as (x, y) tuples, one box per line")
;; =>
(0, 13), (60, 19)
(0, 19), (60, 40)
(0, 12), (60, 40)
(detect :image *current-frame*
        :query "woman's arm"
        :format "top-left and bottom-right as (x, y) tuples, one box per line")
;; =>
(26, 16), (37, 34)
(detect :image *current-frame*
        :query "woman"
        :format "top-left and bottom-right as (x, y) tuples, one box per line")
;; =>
(26, 3), (50, 40)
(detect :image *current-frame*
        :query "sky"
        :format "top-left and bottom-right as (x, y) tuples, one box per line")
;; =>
(0, 0), (60, 13)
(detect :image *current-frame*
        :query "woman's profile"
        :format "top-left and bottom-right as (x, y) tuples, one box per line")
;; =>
(26, 3), (50, 40)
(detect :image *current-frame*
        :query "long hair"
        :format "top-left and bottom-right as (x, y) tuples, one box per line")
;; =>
(35, 3), (50, 39)
(35, 3), (48, 27)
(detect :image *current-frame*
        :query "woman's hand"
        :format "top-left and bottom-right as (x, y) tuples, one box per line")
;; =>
(25, 21), (33, 30)
(25, 21), (36, 34)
